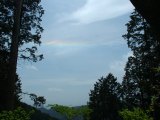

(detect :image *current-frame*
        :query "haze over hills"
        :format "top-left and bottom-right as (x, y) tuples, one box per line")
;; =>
(38, 107), (66, 120)
(38, 106), (84, 120)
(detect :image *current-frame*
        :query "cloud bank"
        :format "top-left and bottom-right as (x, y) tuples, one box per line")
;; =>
(65, 0), (133, 24)
(25, 65), (38, 71)
(109, 52), (133, 81)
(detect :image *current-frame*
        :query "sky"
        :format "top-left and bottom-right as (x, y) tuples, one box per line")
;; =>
(18, 0), (134, 106)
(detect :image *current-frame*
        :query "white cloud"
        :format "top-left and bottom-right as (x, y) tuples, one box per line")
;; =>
(109, 52), (133, 81)
(25, 65), (38, 71)
(43, 39), (90, 57)
(44, 38), (123, 47)
(110, 52), (132, 71)
(44, 39), (87, 47)
(64, 0), (133, 24)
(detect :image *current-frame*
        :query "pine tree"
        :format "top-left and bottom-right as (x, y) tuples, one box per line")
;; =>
(88, 73), (122, 120)
(122, 9), (160, 119)
(0, 0), (44, 62)
(0, 0), (44, 110)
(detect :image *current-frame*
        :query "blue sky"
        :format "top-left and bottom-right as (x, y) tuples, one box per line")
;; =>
(18, 0), (134, 106)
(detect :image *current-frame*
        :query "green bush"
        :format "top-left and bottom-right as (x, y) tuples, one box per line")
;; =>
(119, 108), (153, 120)
(49, 104), (91, 120)
(0, 107), (34, 120)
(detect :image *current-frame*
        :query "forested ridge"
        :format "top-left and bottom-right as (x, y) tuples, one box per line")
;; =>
(0, 0), (160, 120)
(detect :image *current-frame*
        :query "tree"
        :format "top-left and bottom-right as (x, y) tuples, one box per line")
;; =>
(119, 108), (153, 120)
(49, 104), (91, 120)
(0, 0), (44, 60)
(122, 56), (149, 109)
(29, 94), (46, 108)
(122, 9), (160, 119)
(88, 73), (122, 120)
(0, 107), (34, 120)
(14, 74), (22, 106)
(0, 48), (22, 110)
(49, 104), (78, 120)
(7, 0), (23, 111)
(0, 0), (44, 110)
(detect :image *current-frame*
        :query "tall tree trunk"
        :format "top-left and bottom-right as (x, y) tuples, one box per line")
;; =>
(6, 0), (23, 110)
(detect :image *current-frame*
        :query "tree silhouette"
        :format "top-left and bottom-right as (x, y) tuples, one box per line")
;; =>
(122, 9), (160, 119)
(0, 0), (44, 110)
(29, 94), (46, 108)
(88, 73), (122, 120)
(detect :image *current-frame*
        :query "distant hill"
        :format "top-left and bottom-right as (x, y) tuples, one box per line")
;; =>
(21, 103), (86, 120)
(38, 107), (66, 120)
(38, 105), (86, 120)
(20, 102), (58, 120)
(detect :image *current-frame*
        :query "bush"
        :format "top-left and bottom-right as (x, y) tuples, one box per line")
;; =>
(119, 108), (153, 120)
(0, 107), (34, 120)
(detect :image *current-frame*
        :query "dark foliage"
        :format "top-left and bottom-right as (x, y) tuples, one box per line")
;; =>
(0, 50), (22, 111)
(0, 0), (44, 110)
(20, 102), (58, 120)
(0, 0), (44, 62)
(88, 73), (122, 120)
(122, 9), (160, 119)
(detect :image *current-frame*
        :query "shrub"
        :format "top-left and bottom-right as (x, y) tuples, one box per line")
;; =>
(119, 108), (153, 120)
(0, 107), (34, 120)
